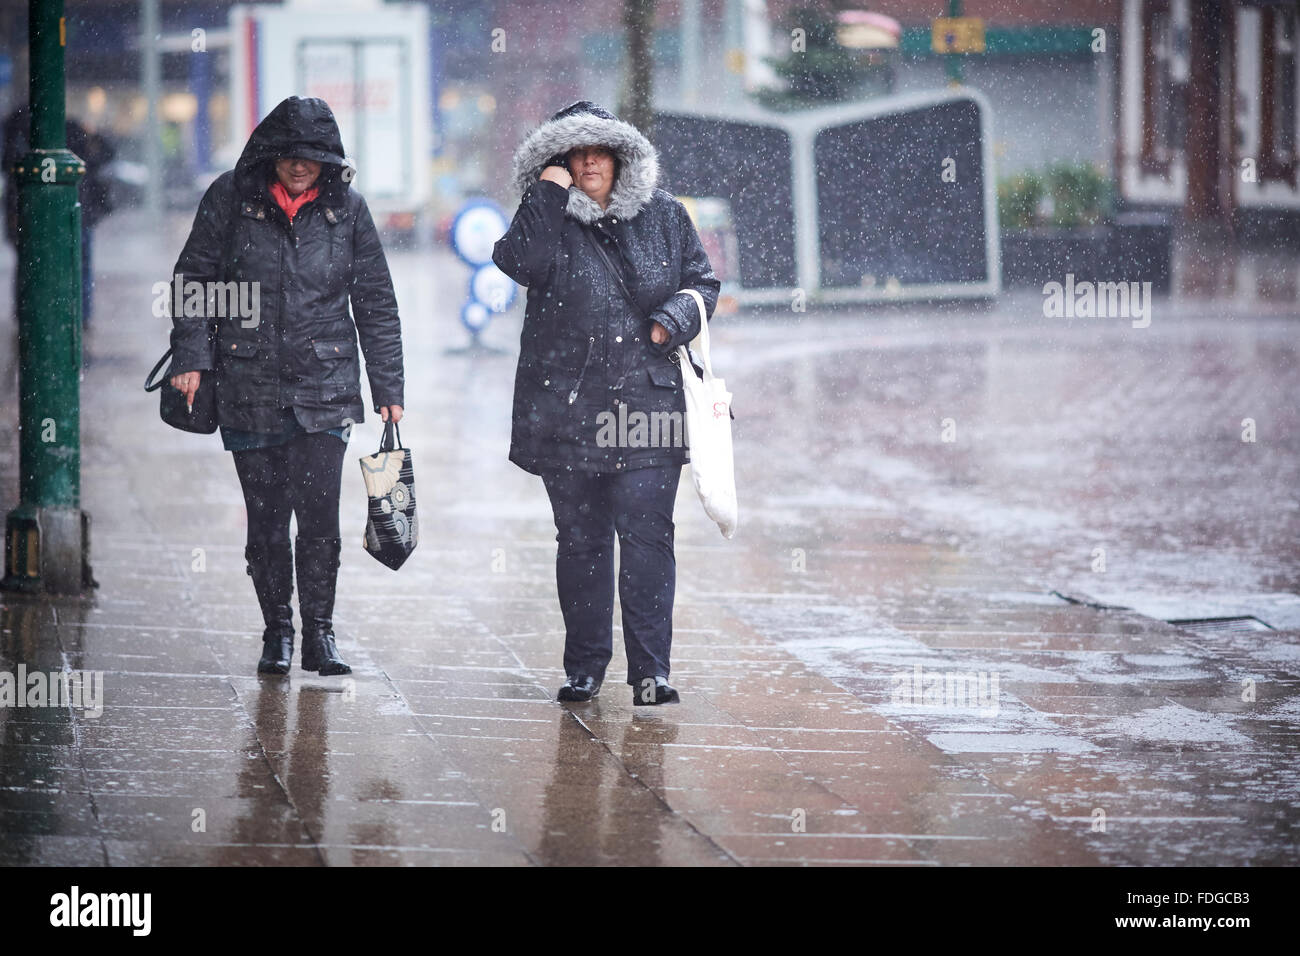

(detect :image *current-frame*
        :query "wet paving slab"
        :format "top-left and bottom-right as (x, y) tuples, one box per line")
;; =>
(1, 216), (1298, 864)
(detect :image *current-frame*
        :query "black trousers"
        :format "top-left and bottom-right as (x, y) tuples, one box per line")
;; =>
(233, 430), (347, 546)
(540, 463), (682, 686)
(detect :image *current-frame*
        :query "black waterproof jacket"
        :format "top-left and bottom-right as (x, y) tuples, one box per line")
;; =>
(169, 96), (403, 433)
(493, 101), (720, 474)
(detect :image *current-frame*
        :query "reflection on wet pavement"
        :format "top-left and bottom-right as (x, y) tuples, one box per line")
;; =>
(0, 212), (1296, 865)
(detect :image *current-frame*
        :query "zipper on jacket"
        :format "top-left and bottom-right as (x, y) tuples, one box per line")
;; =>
(568, 336), (596, 405)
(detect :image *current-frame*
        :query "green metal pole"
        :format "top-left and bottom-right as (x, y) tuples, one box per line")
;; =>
(946, 0), (963, 86)
(2, 0), (91, 595)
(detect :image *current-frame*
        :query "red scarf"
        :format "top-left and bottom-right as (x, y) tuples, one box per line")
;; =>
(268, 180), (320, 222)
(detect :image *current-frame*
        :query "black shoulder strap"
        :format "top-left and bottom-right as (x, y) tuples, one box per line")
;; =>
(581, 225), (644, 319)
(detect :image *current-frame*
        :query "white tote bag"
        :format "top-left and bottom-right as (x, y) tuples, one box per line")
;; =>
(675, 289), (737, 539)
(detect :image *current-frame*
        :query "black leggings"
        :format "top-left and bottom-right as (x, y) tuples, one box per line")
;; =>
(233, 431), (347, 544)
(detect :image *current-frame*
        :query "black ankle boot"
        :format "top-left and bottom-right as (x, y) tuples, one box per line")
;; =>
(633, 676), (680, 706)
(247, 539), (295, 675)
(557, 675), (602, 702)
(296, 535), (351, 675)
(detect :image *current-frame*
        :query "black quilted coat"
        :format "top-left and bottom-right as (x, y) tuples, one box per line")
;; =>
(493, 101), (720, 474)
(169, 96), (404, 433)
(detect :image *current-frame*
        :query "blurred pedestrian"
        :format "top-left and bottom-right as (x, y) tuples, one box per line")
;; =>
(3, 106), (116, 325)
(167, 96), (405, 676)
(493, 101), (720, 705)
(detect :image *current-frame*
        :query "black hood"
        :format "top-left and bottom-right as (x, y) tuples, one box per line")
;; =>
(234, 96), (354, 201)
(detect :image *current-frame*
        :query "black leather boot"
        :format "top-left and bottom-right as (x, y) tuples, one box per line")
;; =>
(296, 535), (351, 675)
(247, 539), (295, 675)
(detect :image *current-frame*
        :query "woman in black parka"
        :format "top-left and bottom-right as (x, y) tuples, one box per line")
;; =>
(493, 101), (720, 705)
(168, 96), (404, 677)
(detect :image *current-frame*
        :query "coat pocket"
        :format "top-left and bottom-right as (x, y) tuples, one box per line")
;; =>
(529, 361), (583, 393)
(646, 362), (682, 389)
(312, 338), (361, 403)
(519, 360), (588, 421)
(216, 340), (274, 407)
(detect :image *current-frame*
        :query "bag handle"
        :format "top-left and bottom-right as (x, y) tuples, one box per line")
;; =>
(379, 419), (404, 452)
(673, 288), (713, 379)
(144, 348), (173, 392)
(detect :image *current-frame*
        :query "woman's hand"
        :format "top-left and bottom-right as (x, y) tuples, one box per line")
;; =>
(539, 165), (573, 189)
(650, 321), (670, 346)
(380, 405), (403, 424)
(169, 370), (201, 408)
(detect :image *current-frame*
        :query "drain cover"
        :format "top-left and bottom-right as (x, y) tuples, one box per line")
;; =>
(1165, 616), (1274, 633)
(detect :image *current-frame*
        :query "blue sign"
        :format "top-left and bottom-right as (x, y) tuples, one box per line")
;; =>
(450, 199), (509, 268)
(460, 301), (490, 333)
(468, 263), (516, 314)
(450, 199), (515, 342)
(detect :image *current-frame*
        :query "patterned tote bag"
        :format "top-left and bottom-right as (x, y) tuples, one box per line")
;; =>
(359, 421), (418, 570)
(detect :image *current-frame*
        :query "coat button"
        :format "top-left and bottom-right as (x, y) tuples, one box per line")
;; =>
(615, 461), (624, 469)
(543, 379), (550, 386)
(615, 335), (622, 343)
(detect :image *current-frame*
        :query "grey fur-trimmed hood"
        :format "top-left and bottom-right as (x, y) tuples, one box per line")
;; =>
(508, 102), (659, 224)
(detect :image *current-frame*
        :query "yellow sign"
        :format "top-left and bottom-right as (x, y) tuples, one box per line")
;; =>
(932, 17), (985, 54)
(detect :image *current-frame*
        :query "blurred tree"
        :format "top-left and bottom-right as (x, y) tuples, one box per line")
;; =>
(756, 4), (874, 110)
(620, 0), (657, 132)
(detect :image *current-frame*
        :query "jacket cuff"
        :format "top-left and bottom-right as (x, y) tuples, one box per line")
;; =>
(650, 307), (699, 352)
(530, 179), (570, 204)
(169, 354), (213, 373)
(169, 345), (214, 373)
(169, 323), (214, 372)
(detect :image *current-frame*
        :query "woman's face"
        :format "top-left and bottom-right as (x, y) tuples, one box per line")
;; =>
(274, 157), (322, 195)
(567, 146), (616, 207)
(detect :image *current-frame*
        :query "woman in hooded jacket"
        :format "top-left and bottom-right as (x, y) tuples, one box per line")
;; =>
(167, 96), (405, 676)
(493, 101), (720, 705)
